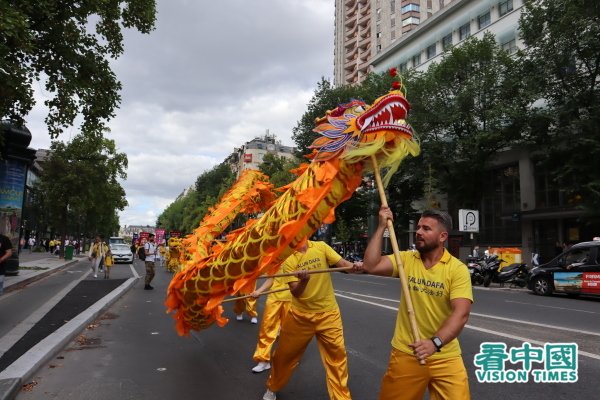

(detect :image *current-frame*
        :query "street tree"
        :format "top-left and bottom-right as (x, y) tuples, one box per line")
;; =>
(0, 0), (156, 139)
(520, 0), (600, 211)
(258, 153), (300, 188)
(32, 132), (127, 253)
(405, 33), (536, 209)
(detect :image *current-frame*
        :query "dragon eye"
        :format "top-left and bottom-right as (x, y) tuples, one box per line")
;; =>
(355, 106), (365, 113)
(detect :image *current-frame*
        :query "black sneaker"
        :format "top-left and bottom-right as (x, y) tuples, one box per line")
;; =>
(144, 284), (154, 290)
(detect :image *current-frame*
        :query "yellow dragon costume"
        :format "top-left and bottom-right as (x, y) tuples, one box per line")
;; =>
(166, 80), (420, 336)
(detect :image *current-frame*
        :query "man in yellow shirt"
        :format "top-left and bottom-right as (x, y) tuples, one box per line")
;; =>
(262, 240), (361, 400)
(363, 207), (473, 400)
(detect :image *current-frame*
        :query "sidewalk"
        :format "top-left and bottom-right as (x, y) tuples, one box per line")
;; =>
(0, 252), (139, 400)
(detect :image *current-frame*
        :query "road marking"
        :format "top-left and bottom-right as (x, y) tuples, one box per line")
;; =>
(335, 293), (397, 311)
(339, 278), (386, 286)
(130, 263), (140, 279)
(0, 267), (92, 358)
(470, 312), (600, 337)
(504, 300), (598, 314)
(336, 290), (399, 303)
(336, 292), (600, 361)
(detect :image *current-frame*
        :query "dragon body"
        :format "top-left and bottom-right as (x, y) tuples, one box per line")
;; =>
(166, 88), (420, 336)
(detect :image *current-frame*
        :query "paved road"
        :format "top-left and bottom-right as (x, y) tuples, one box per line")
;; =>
(13, 269), (600, 399)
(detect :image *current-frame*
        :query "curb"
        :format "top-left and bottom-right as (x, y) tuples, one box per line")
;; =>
(0, 276), (138, 400)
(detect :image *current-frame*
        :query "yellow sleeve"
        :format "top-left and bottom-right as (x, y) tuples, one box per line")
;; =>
(321, 242), (343, 265)
(450, 261), (474, 302)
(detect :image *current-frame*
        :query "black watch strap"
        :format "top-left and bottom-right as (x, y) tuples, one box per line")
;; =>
(431, 336), (443, 352)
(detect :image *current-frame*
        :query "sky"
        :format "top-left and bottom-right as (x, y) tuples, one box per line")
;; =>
(26, 0), (335, 228)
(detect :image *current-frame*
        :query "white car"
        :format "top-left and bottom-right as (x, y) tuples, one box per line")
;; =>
(110, 244), (134, 264)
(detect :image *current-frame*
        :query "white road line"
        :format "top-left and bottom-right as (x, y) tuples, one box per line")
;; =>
(504, 300), (598, 314)
(339, 278), (387, 286)
(336, 290), (400, 303)
(470, 312), (600, 337)
(129, 263), (140, 279)
(335, 292), (600, 360)
(0, 268), (92, 358)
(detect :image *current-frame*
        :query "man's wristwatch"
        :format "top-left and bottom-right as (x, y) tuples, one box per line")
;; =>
(431, 336), (443, 352)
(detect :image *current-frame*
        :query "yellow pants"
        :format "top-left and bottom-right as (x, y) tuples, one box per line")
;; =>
(233, 296), (258, 317)
(253, 300), (291, 362)
(379, 348), (470, 400)
(267, 308), (351, 400)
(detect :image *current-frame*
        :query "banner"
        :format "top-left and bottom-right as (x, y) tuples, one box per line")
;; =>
(155, 228), (165, 245)
(0, 159), (27, 248)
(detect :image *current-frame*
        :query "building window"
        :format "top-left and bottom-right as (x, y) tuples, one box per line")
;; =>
(376, 31), (382, 38)
(391, 30), (396, 40)
(501, 38), (517, 54)
(442, 33), (453, 50)
(401, 3), (420, 13)
(377, 44), (382, 53)
(376, 8), (381, 20)
(439, 0), (445, 7)
(412, 53), (421, 67)
(426, 43), (436, 59)
(499, 0), (513, 17)
(478, 11), (491, 29)
(390, 0), (395, 13)
(399, 62), (407, 72)
(391, 17), (395, 27)
(459, 22), (470, 40)
(402, 16), (420, 26)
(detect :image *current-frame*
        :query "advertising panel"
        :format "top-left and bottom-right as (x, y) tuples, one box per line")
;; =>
(0, 159), (27, 248)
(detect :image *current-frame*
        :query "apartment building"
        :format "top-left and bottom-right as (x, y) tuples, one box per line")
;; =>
(370, 0), (521, 74)
(334, 0), (455, 86)
(224, 131), (297, 178)
(362, 0), (600, 262)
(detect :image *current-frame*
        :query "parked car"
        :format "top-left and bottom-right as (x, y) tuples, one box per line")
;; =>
(527, 241), (600, 297)
(109, 243), (134, 264)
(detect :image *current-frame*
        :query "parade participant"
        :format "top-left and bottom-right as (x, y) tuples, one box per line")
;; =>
(0, 233), (14, 296)
(88, 235), (107, 278)
(234, 282), (259, 324)
(362, 206), (473, 400)
(250, 271), (292, 373)
(104, 249), (114, 279)
(262, 240), (361, 400)
(144, 234), (158, 290)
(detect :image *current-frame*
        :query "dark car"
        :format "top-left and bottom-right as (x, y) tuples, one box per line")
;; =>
(527, 241), (600, 296)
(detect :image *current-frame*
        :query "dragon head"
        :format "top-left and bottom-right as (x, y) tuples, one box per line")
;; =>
(309, 85), (420, 185)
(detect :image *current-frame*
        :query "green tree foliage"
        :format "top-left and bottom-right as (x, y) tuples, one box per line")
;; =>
(0, 0), (156, 139)
(258, 153), (300, 188)
(31, 132), (127, 247)
(520, 0), (600, 210)
(405, 33), (536, 208)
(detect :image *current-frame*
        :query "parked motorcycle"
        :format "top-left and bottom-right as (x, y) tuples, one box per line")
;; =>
(481, 255), (528, 288)
(466, 255), (485, 286)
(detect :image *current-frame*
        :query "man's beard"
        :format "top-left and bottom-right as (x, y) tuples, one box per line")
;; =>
(415, 238), (437, 254)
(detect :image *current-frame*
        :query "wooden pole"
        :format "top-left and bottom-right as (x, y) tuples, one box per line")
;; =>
(257, 265), (354, 279)
(221, 287), (290, 303)
(371, 155), (425, 364)
(224, 266), (354, 303)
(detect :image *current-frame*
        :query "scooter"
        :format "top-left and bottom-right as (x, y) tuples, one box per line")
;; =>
(466, 256), (485, 286)
(482, 255), (528, 288)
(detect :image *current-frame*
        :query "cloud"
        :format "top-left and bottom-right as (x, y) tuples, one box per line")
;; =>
(26, 0), (334, 228)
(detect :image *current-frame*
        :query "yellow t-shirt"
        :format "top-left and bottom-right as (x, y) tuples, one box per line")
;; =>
(388, 249), (473, 359)
(282, 241), (342, 313)
(267, 274), (293, 302)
